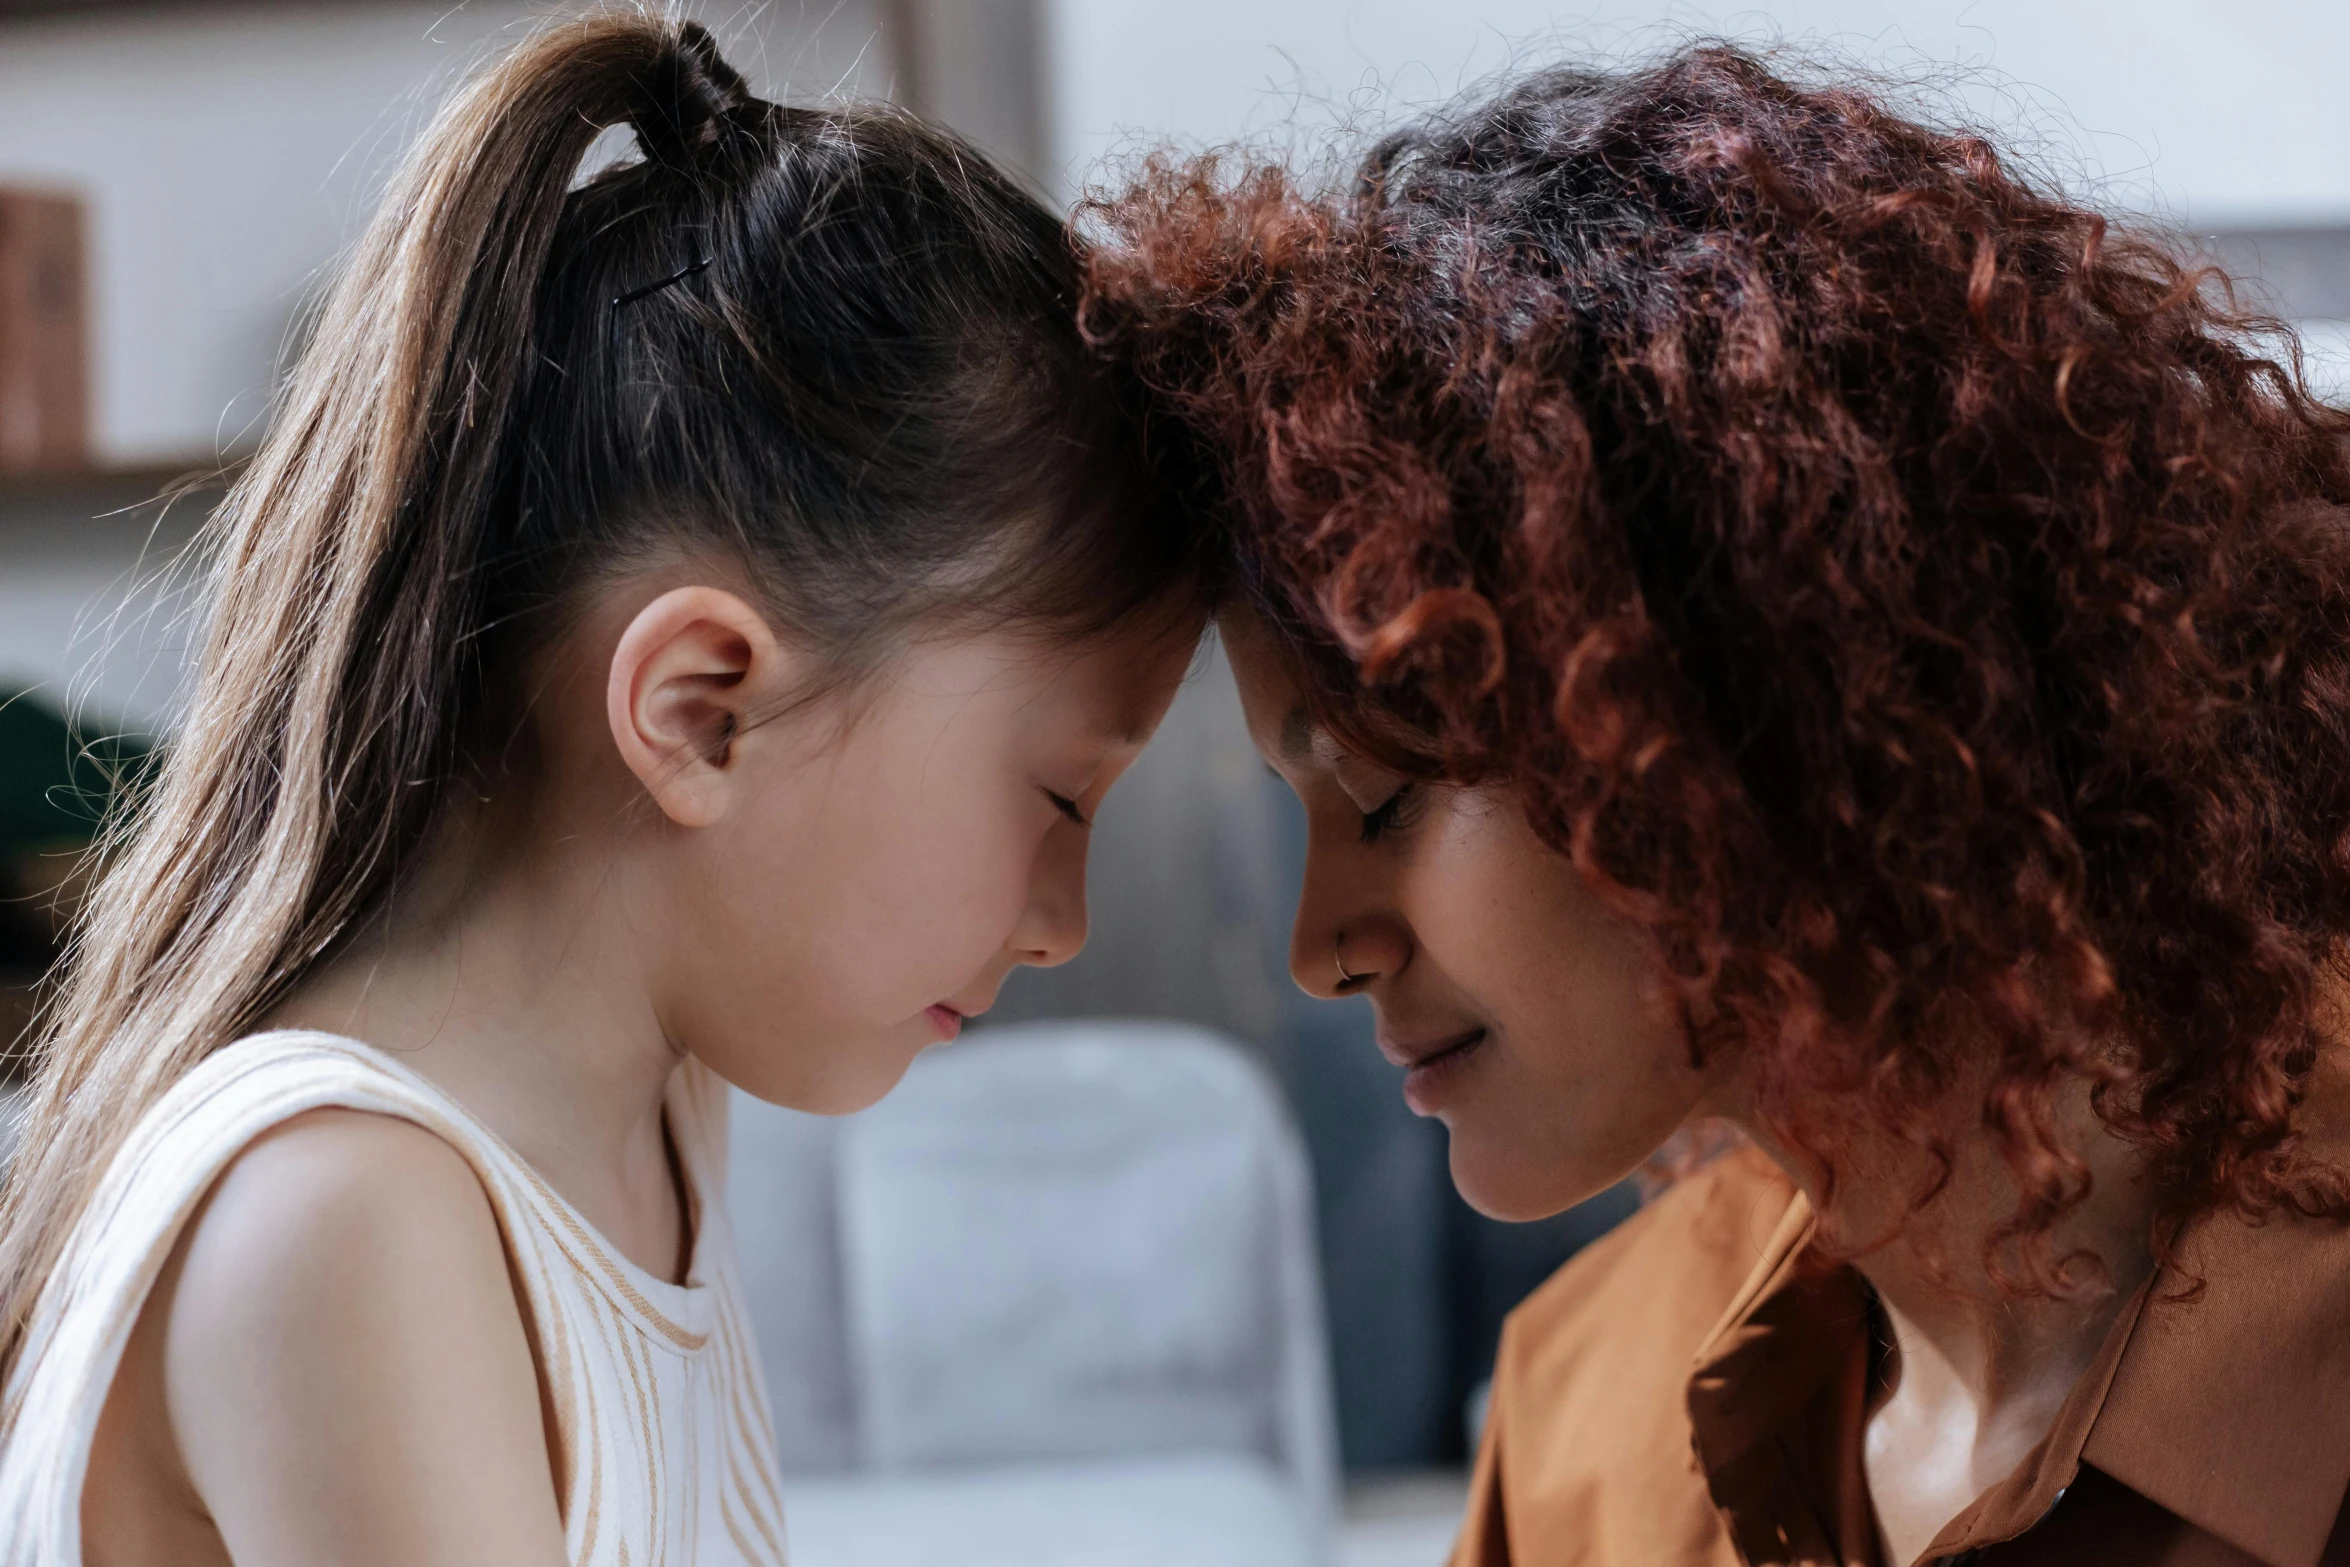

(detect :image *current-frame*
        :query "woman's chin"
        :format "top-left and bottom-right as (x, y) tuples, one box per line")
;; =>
(1445, 1136), (1616, 1222)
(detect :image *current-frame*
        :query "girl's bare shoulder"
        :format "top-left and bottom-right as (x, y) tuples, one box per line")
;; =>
(163, 1106), (515, 1359)
(115, 1108), (566, 1567)
(186, 1104), (490, 1249)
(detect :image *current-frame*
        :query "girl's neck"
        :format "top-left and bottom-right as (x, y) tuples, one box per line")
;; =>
(265, 787), (692, 1281)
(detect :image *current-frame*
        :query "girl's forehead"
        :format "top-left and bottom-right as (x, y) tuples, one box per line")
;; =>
(896, 622), (1189, 738)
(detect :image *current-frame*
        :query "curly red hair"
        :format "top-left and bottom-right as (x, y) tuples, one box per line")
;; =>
(1084, 46), (2350, 1290)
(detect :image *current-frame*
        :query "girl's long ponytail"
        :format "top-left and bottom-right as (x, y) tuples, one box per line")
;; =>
(0, 13), (747, 1384)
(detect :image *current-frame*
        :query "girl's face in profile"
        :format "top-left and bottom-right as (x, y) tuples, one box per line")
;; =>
(1225, 610), (1715, 1220)
(580, 586), (1197, 1117)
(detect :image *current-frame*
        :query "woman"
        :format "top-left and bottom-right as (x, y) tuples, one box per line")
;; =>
(1088, 46), (2350, 1567)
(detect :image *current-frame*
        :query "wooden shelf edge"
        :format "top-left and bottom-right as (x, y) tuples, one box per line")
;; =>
(0, 455), (247, 508)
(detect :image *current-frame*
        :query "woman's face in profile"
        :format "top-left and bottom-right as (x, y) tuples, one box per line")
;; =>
(1225, 610), (1717, 1219)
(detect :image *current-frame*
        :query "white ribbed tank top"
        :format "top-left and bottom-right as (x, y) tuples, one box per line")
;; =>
(0, 1029), (791, 1566)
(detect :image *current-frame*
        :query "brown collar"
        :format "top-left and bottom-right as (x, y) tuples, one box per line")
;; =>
(1685, 1168), (2350, 1567)
(2082, 1173), (2350, 1565)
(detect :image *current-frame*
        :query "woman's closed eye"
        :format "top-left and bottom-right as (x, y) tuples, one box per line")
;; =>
(1045, 790), (1091, 827)
(1359, 783), (1419, 845)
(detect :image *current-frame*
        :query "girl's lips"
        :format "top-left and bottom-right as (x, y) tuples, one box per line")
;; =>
(1399, 1027), (1490, 1116)
(925, 1004), (964, 1042)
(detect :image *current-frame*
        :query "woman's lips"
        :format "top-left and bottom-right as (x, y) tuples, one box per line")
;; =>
(1382, 1027), (1491, 1116)
(925, 1004), (964, 1041)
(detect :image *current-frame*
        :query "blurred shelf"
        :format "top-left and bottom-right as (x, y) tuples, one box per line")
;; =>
(0, 1), (326, 17)
(0, 455), (242, 514)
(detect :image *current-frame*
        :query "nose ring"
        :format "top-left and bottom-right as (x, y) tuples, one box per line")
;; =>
(1335, 931), (1356, 986)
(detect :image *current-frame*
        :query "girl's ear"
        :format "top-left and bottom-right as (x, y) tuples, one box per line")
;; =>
(606, 586), (791, 827)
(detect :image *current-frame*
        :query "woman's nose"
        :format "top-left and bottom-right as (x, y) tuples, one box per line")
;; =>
(1288, 911), (1409, 1000)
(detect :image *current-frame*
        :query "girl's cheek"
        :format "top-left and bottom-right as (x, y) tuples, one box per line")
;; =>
(884, 806), (1029, 944)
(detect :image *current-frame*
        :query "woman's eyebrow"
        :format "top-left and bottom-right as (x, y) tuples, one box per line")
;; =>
(1278, 706), (1315, 761)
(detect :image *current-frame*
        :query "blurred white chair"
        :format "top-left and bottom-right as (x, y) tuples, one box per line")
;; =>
(727, 1020), (1338, 1567)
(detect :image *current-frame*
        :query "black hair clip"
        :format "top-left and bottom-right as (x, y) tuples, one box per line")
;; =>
(613, 254), (713, 309)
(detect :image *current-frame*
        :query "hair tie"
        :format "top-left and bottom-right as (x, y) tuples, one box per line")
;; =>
(629, 21), (756, 169)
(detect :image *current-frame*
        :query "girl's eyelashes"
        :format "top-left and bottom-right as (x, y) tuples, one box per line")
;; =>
(1359, 783), (1418, 845)
(1046, 790), (1091, 828)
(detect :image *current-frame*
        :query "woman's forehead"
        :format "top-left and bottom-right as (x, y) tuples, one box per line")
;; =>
(1216, 610), (1306, 729)
(1278, 706), (1315, 761)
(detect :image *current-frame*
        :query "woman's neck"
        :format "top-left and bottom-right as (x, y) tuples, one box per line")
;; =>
(265, 788), (692, 1280)
(1745, 1085), (2157, 1566)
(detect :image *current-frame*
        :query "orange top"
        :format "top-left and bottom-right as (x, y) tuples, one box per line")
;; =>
(1451, 1142), (2350, 1567)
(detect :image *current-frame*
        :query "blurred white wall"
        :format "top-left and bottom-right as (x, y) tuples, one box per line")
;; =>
(1046, 0), (2350, 227)
(1043, 1), (2350, 434)
(0, 487), (204, 727)
(0, 1), (887, 467)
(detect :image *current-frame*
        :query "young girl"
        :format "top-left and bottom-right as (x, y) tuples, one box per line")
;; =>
(0, 15), (1200, 1566)
(1091, 47), (2350, 1567)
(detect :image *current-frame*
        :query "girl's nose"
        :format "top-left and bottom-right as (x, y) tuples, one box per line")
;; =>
(1013, 821), (1090, 969)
